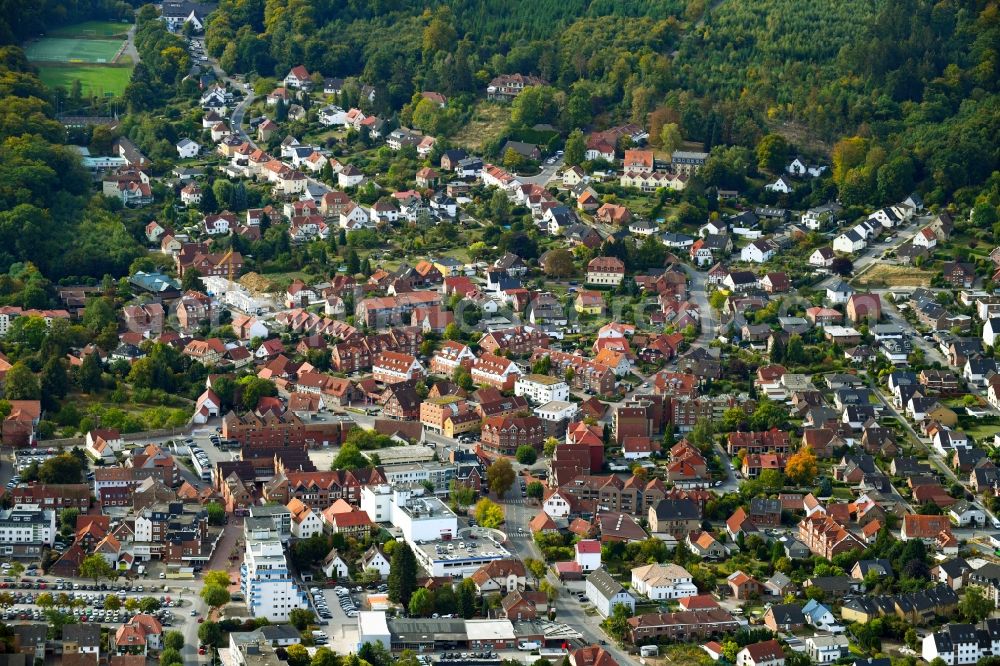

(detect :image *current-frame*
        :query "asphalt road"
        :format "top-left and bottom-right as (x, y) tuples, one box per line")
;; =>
(517, 156), (564, 187)
(682, 263), (717, 346)
(498, 484), (640, 665)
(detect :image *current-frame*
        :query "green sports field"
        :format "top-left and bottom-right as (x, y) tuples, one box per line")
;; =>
(25, 37), (123, 63)
(47, 20), (130, 39)
(37, 65), (133, 96)
(25, 20), (134, 96)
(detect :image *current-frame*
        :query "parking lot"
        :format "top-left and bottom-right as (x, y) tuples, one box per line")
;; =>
(317, 586), (364, 654)
(0, 582), (187, 627)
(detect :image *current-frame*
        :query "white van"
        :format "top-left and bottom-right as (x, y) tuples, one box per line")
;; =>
(517, 641), (541, 651)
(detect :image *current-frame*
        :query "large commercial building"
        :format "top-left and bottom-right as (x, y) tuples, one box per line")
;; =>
(392, 494), (458, 544)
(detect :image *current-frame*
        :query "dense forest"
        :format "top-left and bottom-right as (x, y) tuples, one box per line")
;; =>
(0, 0), (994, 292)
(0, 33), (144, 291)
(204, 0), (999, 207)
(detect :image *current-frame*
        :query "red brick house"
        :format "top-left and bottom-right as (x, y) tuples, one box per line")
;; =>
(481, 416), (545, 455)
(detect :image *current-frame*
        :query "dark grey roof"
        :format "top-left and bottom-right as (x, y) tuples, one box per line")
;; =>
(260, 624), (301, 641)
(586, 568), (629, 601)
(651, 498), (700, 521)
(767, 603), (805, 625)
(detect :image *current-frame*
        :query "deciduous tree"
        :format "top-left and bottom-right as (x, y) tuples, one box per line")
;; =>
(486, 458), (515, 496)
(474, 498), (505, 528)
(786, 446), (818, 485)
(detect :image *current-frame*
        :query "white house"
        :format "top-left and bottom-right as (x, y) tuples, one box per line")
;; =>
(318, 105), (348, 126)
(288, 500), (324, 539)
(869, 207), (902, 228)
(736, 640), (785, 666)
(0, 507), (56, 548)
(85, 429), (123, 463)
(914, 227), (938, 249)
(630, 563), (698, 600)
(923, 623), (999, 665)
(802, 599), (840, 632)
(585, 568), (636, 618)
(359, 545), (391, 579)
(826, 281), (854, 305)
(933, 429), (970, 456)
(283, 65), (311, 89)
(575, 539), (601, 571)
(322, 549), (349, 579)
(805, 635), (848, 665)
(948, 501), (986, 527)
(983, 318), (1000, 348)
(765, 175), (794, 194)
(514, 374), (570, 404)
(833, 230), (865, 254)
(741, 239), (777, 263)
(543, 489), (573, 519)
(810, 247), (834, 267)
(339, 203), (370, 230)
(786, 157), (826, 178)
(193, 389), (221, 424)
(176, 138), (200, 159)
(700, 219), (728, 237)
(338, 166), (365, 189)
(802, 203), (841, 230)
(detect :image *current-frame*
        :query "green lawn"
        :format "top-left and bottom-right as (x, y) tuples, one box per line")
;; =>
(25, 37), (123, 62)
(48, 20), (131, 39)
(36, 64), (133, 96)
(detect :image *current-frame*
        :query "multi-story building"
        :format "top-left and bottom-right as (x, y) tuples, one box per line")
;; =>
(470, 353), (523, 390)
(372, 351), (424, 384)
(485, 73), (548, 102)
(481, 416), (545, 455)
(478, 326), (550, 356)
(262, 468), (388, 510)
(356, 292), (443, 327)
(923, 620), (1000, 666)
(647, 499), (702, 541)
(420, 396), (474, 433)
(514, 374), (570, 404)
(528, 349), (616, 396)
(0, 506), (56, 557)
(241, 536), (309, 621)
(9, 484), (90, 510)
(798, 514), (866, 559)
(627, 609), (740, 644)
(586, 257), (626, 287)
(429, 341), (476, 375)
(670, 151), (709, 176)
(613, 403), (652, 443)
(221, 411), (349, 448)
(727, 428), (792, 455)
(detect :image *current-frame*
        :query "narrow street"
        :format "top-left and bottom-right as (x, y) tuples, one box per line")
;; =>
(682, 263), (716, 346)
(498, 484), (639, 665)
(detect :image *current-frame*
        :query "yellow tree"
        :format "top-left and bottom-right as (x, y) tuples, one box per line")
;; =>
(786, 446), (818, 486)
(831, 136), (868, 186)
(474, 498), (505, 528)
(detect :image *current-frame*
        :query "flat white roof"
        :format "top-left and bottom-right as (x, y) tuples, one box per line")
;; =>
(358, 610), (390, 637)
(465, 619), (515, 641)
